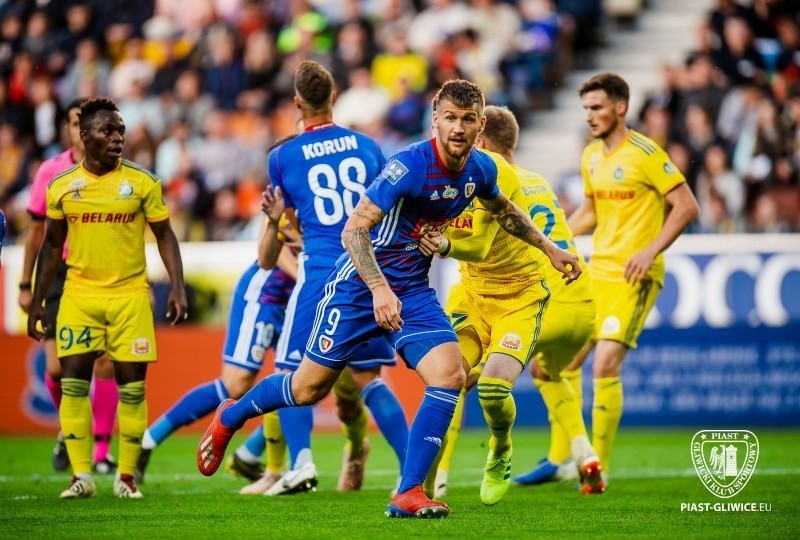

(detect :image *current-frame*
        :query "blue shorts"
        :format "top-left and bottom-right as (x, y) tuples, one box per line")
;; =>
(275, 254), (395, 371)
(305, 260), (456, 370)
(223, 266), (287, 373)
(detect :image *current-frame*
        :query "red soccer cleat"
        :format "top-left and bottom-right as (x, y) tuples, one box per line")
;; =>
(386, 485), (450, 519)
(579, 457), (606, 494)
(197, 399), (237, 476)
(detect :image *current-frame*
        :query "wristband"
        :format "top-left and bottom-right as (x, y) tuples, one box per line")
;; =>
(19, 282), (32, 291)
(437, 237), (451, 257)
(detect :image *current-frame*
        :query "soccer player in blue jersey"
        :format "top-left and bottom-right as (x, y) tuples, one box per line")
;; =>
(239, 61), (409, 496)
(197, 78), (581, 518)
(134, 234), (297, 484)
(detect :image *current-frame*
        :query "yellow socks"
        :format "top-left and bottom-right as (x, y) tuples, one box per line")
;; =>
(264, 410), (286, 474)
(117, 381), (147, 476)
(438, 389), (466, 473)
(477, 377), (515, 453)
(545, 369), (583, 463)
(341, 401), (368, 455)
(60, 378), (92, 475)
(593, 376), (623, 474)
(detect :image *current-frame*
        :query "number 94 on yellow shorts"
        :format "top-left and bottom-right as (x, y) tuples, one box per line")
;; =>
(56, 290), (157, 361)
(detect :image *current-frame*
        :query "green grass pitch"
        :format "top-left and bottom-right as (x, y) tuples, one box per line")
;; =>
(1, 428), (798, 539)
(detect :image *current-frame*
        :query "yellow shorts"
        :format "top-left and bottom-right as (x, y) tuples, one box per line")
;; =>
(333, 368), (359, 402)
(57, 290), (157, 361)
(534, 299), (595, 380)
(447, 281), (550, 369)
(593, 278), (661, 349)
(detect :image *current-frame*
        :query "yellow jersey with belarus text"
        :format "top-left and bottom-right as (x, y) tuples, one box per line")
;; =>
(46, 159), (169, 296)
(446, 150), (545, 295)
(581, 130), (684, 285)
(512, 164), (592, 304)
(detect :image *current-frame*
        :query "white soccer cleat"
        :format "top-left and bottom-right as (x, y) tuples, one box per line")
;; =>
(434, 469), (448, 499)
(60, 474), (96, 499)
(113, 473), (144, 499)
(265, 463), (318, 496)
(555, 458), (580, 482)
(240, 471), (284, 495)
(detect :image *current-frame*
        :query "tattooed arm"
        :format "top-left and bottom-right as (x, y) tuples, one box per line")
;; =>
(341, 196), (403, 331)
(479, 193), (582, 284)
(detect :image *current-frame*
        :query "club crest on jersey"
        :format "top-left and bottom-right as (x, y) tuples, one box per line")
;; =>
(500, 332), (522, 351)
(613, 167), (624, 181)
(465, 181), (475, 198)
(430, 190), (440, 201)
(383, 160), (409, 185)
(319, 335), (334, 353)
(119, 181), (134, 198)
(443, 185), (458, 199)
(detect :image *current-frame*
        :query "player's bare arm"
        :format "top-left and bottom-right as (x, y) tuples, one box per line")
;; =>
(149, 219), (188, 325)
(257, 186), (286, 270)
(480, 193), (582, 284)
(342, 196), (403, 331)
(566, 195), (597, 236)
(27, 218), (68, 340)
(276, 245), (299, 281)
(625, 182), (699, 283)
(18, 218), (45, 313)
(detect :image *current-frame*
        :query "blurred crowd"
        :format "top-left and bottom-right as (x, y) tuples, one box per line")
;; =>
(0, 0), (605, 244)
(633, 0), (800, 233)
(0, 0), (797, 244)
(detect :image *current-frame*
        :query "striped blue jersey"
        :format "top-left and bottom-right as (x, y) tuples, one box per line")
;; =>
(268, 123), (385, 276)
(362, 139), (500, 290)
(236, 260), (295, 306)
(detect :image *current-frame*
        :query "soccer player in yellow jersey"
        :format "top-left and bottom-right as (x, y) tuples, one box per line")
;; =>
(567, 73), (699, 484)
(422, 106), (603, 501)
(27, 98), (188, 499)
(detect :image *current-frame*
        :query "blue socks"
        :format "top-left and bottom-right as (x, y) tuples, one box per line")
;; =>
(279, 406), (314, 469)
(243, 424), (267, 458)
(150, 379), (229, 445)
(362, 378), (408, 473)
(397, 386), (460, 494)
(221, 373), (296, 430)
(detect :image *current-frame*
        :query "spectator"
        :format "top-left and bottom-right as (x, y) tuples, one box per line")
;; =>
(696, 144), (745, 233)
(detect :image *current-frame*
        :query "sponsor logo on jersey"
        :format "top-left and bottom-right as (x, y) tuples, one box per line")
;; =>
(443, 185), (458, 199)
(79, 212), (137, 223)
(67, 214), (80, 223)
(450, 216), (473, 230)
(430, 190), (440, 200)
(500, 332), (522, 351)
(382, 159), (409, 184)
(405, 242), (419, 251)
(663, 161), (677, 174)
(319, 335), (334, 353)
(132, 337), (151, 356)
(595, 189), (635, 200)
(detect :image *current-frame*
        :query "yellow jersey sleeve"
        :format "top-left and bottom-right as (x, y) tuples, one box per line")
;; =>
(143, 177), (169, 222)
(46, 182), (65, 220)
(641, 144), (686, 195)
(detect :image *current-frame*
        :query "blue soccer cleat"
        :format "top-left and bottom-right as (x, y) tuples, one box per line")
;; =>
(514, 457), (560, 485)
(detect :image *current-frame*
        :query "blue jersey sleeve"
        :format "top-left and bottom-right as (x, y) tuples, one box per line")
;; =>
(477, 158), (500, 200)
(268, 145), (296, 209)
(365, 151), (421, 214)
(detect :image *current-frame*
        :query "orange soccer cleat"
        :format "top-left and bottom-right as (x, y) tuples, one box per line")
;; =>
(579, 456), (606, 494)
(197, 399), (237, 476)
(385, 485), (450, 519)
